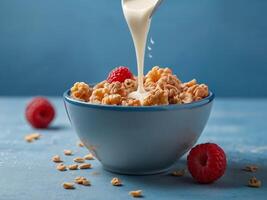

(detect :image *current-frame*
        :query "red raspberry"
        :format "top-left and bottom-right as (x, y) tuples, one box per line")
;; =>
(25, 97), (55, 129)
(187, 143), (227, 184)
(107, 66), (133, 83)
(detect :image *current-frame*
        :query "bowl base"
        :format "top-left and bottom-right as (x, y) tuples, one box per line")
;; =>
(102, 165), (173, 176)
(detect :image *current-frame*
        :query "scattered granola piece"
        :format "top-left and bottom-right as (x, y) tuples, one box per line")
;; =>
(56, 163), (67, 171)
(62, 182), (75, 189)
(74, 176), (91, 186)
(243, 165), (258, 173)
(129, 190), (143, 198)
(84, 153), (94, 160)
(73, 157), (85, 163)
(82, 179), (91, 186)
(111, 177), (122, 186)
(24, 133), (41, 143)
(248, 177), (261, 188)
(25, 136), (34, 143)
(29, 133), (41, 139)
(64, 150), (73, 156)
(77, 141), (84, 147)
(52, 155), (62, 163)
(79, 163), (92, 169)
(75, 176), (87, 184)
(68, 164), (78, 170)
(171, 169), (186, 177)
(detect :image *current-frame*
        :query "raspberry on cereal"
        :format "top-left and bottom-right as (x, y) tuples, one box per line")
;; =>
(107, 66), (133, 83)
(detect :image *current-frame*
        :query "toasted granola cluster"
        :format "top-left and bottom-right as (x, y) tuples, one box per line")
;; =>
(70, 66), (209, 106)
(71, 82), (92, 102)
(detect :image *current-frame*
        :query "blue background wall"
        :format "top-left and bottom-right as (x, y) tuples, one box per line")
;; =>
(0, 0), (267, 97)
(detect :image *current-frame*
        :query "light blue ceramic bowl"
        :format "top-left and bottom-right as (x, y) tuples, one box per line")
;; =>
(64, 89), (214, 175)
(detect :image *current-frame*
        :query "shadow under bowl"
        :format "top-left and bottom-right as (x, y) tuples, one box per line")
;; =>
(63, 89), (215, 175)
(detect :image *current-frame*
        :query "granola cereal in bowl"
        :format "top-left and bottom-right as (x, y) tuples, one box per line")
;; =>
(64, 66), (214, 175)
(69, 66), (209, 106)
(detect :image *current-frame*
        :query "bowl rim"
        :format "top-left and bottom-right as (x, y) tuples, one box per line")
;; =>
(63, 89), (215, 111)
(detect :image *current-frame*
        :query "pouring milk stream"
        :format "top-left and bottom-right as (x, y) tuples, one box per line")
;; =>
(122, 0), (160, 102)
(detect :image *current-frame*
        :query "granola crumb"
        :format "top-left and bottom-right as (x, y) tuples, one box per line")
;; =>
(84, 153), (94, 160)
(64, 150), (73, 156)
(56, 163), (67, 171)
(68, 164), (78, 170)
(24, 133), (41, 143)
(52, 155), (63, 163)
(73, 157), (85, 163)
(171, 169), (186, 177)
(129, 190), (143, 198)
(79, 163), (92, 169)
(248, 177), (261, 188)
(111, 177), (122, 186)
(243, 165), (258, 173)
(62, 182), (75, 189)
(77, 141), (84, 147)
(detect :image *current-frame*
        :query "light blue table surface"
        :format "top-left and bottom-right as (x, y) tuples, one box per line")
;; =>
(0, 97), (266, 200)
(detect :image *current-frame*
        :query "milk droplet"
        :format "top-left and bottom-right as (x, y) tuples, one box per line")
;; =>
(148, 37), (154, 58)
(150, 37), (155, 45)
